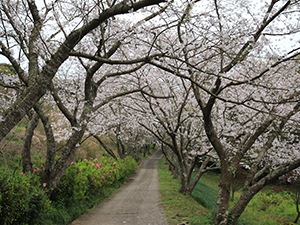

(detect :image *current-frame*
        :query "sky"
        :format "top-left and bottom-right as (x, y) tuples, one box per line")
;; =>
(0, 0), (299, 64)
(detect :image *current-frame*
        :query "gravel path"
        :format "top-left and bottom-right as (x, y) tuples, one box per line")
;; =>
(70, 150), (168, 225)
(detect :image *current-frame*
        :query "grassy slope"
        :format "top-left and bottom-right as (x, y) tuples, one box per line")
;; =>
(158, 159), (210, 225)
(158, 158), (297, 225)
(0, 117), (115, 169)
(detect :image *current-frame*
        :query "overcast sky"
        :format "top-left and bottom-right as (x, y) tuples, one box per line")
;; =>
(1, 0), (299, 64)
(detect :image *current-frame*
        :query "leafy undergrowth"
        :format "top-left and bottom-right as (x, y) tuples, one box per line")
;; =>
(158, 158), (298, 225)
(0, 156), (137, 225)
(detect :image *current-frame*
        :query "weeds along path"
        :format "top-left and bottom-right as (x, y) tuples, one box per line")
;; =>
(70, 150), (168, 225)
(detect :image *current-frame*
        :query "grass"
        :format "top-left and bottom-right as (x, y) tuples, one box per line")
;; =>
(158, 158), (298, 225)
(192, 171), (219, 211)
(158, 159), (210, 225)
(237, 190), (296, 225)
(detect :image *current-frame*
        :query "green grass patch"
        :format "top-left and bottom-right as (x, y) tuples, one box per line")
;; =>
(158, 158), (210, 225)
(192, 172), (219, 211)
(158, 157), (298, 224)
(236, 190), (296, 225)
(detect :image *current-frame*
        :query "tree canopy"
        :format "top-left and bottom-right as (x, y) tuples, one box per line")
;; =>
(0, 0), (300, 224)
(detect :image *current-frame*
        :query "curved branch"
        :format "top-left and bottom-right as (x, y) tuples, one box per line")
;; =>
(221, 0), (291, 73)
(0, 0), (167, 141)
(70, 51), (164, 65)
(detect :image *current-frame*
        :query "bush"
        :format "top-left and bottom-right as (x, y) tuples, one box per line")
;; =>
(55, 156), (137, 205)
(0, 168), (51, 225)
(0, 156), (138, 225)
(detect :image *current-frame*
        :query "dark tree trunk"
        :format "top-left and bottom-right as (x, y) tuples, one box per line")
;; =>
(178, 165), (194, 195)
(179, 176), (193, 195)
(190, 157), (210, 193)
(295, 214), (300, 224)
(143, 144), (149, 157)
(178, 155), (209, 195)
(22, 111), (39, 173)
(93, 135), (118, 160)
(34, 104), (56, 187)
(115, 128), (125, 159)
(227, 189), (256, 225)
(48, 127), (85, 197)
(117, 137), (125, 159)
(225, 176), (267, 225)
(161, 144), (178, 178)
(214, 169), (232, 225)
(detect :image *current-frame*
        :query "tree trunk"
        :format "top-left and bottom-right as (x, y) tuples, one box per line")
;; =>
(48, 127), (85, 197)
(294, 214), (300, 224)
(161, 144), (179, 178)
(143, 144), (150, 157)
(179, 157), (209, 195)
(226, 180), (266, 225)
(214, 170), (232, 225)
(179, 162), (192, 195)
(227, 158), (300, 225)
(116, 134), (125, 159)
(179, 177), (193, 195)
(22, 111), (39, 173)
(34, 104), (56, 187)
(227, 190), (255, 225)
(189, 157), (210, 193)
(93, 135), (118, 160)
(0, 0), (166, 142)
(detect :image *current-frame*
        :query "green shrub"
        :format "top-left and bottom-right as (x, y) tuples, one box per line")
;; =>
(0, 168), (51, 225)
(55, 156), (137, 205)
(0, 156), (138, 225)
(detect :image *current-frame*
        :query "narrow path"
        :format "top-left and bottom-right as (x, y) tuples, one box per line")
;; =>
(70, 150), (168, 225)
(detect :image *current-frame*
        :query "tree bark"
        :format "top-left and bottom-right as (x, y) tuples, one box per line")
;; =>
(22, 111), (39, 173)
(223, 156), (300, 225)
(161, 144), (179, 178)
(179, 177), (193, 195)
(93, 135), (118, 160)
(214, 169), (232, 225)
(117, 136), (126, 159)
(48, 127), (86, 197)
(227, 187), (259, 225)
(34, 104), (56, 187)
(190, 157), (210, 193)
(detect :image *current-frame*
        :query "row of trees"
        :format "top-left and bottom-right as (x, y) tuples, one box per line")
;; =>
(1, 0), (300, 224)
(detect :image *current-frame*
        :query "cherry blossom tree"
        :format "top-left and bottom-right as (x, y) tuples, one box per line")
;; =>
(46, 15), (173, 194)
(0, 0), (167, 142)
(0, 0), (172, 195)
(96, 96), (159, 160)
(146, 0), (300, 224)
(128, 66), (214, 194)
(0, 64), (21, 115)
(1, 2), (300, 224)
(0, 63), (58, 175)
